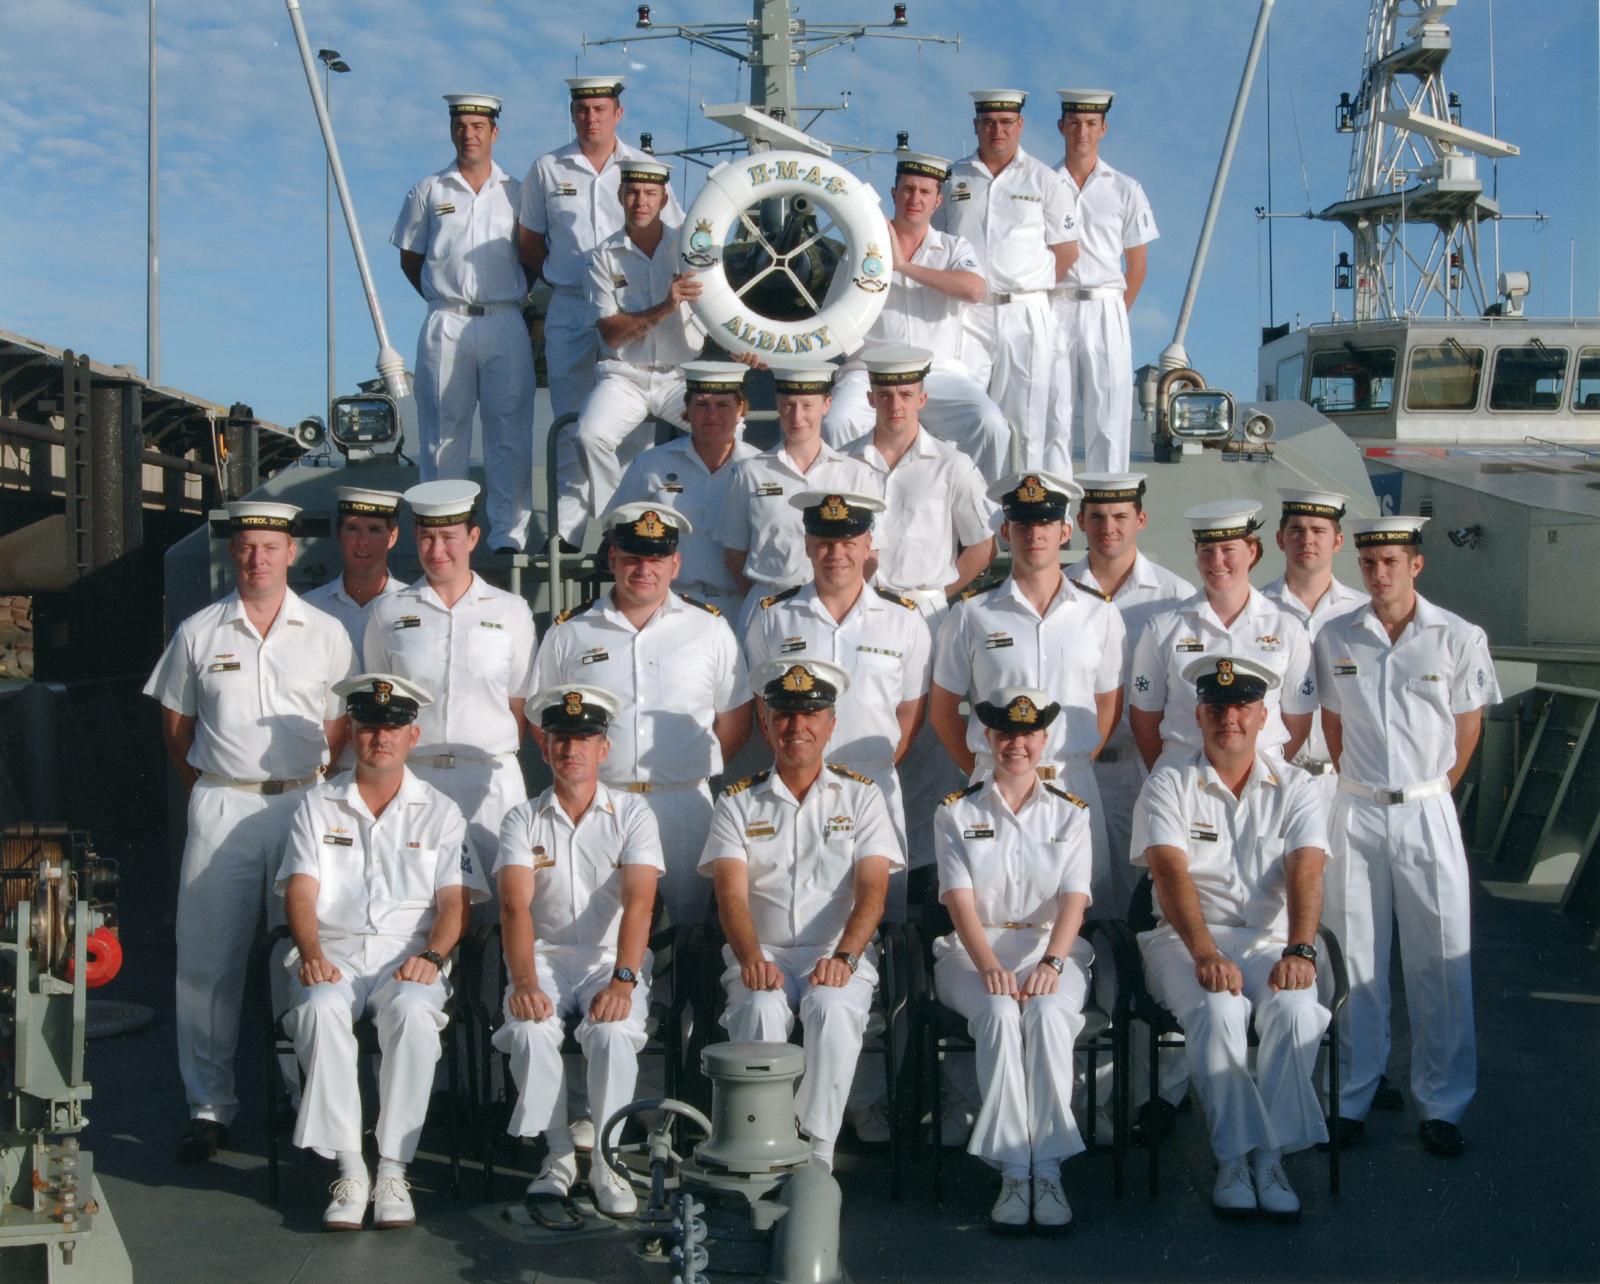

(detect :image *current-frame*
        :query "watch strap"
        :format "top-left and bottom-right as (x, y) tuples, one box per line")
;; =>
(419, 949), (445, 968)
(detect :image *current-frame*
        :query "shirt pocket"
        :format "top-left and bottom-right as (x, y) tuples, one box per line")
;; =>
(470, 621), (515, 677)
(1403, 672), (1452, 718)
(389, 848), (440, 908)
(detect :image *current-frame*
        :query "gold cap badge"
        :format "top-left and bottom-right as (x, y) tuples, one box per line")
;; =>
(373, 680), (392, 705)
(819, 494), (850, 522)
(1016, 475), (1048, 504)
(1007, 695), (1038, 724)
(1216, 659), (1235, 687)
(633, 509), (668, 539)
(781, 665), (816, 693)
(563, 691), (585, 716)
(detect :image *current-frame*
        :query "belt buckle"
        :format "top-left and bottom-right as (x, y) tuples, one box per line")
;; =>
(1378, 787), (1404, 805)
(437, 753), (457, 769)
(624, 782), (651, 794)
(1002, 921), (1035, 930)
(465, 304), (486, 317)
(260, 780), (286, 797)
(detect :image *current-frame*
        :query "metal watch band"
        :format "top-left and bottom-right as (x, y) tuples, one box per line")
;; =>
(1281, 943), (1317, 963)
(1041, 954), (1066, 974)
(832, 950), (860, 973)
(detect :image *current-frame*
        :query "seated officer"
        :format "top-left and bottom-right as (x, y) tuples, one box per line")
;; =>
(493, 684), (663, 1219)
(698, 657), (902, 1170)
(277, 673), (488, 1232)
(1130, 655), (1331, 1221)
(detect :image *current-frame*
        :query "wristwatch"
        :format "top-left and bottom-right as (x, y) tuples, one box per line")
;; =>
(831, 950), (860, 974)
(419, 949), (445, 969)
(1040, 955), (1066, 975)
(1281, 943), (1318, 964)
(612, 965), (639, 986)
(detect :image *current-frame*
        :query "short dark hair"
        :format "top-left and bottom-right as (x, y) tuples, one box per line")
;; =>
(336, 511), (397, 534)
(1277, 512), (1341, 534)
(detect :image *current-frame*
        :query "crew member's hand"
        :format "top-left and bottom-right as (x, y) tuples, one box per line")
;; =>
(299, 955), (342, 987)
(1270, 955), (1317, 992)
(980, 966), (1019, 998)
(809, 956), (853, 989)
(589, 980), (635, 1023)
(1195, 951), (1243, 995)
(1021, 964), (1060, 998)
(394, 954), (440, 985)
(667, 272), (704, 306)
(741, 957), (785, 992)
(509, 984), (554, 1022)
(730, 351), (769, 371)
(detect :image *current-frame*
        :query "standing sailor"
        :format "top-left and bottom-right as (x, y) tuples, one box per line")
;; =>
(936, 89), (1079, 475)
(144, 501), (356, 1161)
(392, 94), (535, 553)
(303, 487), (406, 654)
(1047, 89), (1159, 473)
(1314, 516), (1498, 1158)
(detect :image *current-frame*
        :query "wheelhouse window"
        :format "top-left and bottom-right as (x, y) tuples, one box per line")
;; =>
(1405, 342), (1484, 411)
(1488, 343), (1568, 411)
(1274, 352), (1305, 402)
(1308, 347), (1395, 413)
(1573, 347), (1600, 411)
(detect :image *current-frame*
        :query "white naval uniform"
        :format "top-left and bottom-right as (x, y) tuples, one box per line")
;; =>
(492, 783), (665, 1142)
(698, 766), (903, 1151)
(277, 770), (488, 1161)
(1261, 574), (1367, 782)
(614, 433), (760, 618)
(364, 575), (536, 877)
(931, 574), (1126, 907)
(143, 589), (356, 1123)
(934, 778), (1094, 1176)
(391, 161), (535, 551)
(554, 220), (708, 541)
(1129, 589), (1317, 763)
(1130, 751), (1332, 1162)
(518, 140), (684, 423)
(531, 590), (747, 926)
(1047, 159), (1157, 473)
(743, 582), (932, 867)
(821, 227), (1009, 481)
(936, 148), (1078, 474)
(1314, 594), (1498, 1125)
(715, 442), (879, 635)
(303, 574), (405, 770)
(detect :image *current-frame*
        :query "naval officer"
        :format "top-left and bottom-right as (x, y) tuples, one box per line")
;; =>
(554, 158), (706, 544)
(1314, 516), (1499, 1158)
(278, 673), (487, 1232)
(144, 500), (357, 1162)
(936, 89), (1079, 476)
(821, 151), (1009, 481)
(1047, 89), (1159, 473)
(303, 487), (405, 655)
(392, 94), (535, 553)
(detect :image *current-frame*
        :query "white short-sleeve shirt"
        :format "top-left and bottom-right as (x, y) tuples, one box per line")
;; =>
(364, 574), (537, 758)
(1314, 593), (1500, 789)
(274, 768), (489, 947)
(389, 161), (527, 306)
(936, 148), (1079, 294)
(496, 783), (664, 948)
(143, 589), (356, 781)
(531, 591), (747, 785)
(698, 766), (903, 950)
(1130, 749), (1327, 940)
(827, 225), (982, 361)
(1056, 158), (1158, 292)
(302, 574), (405, 655)
(587, 220), (707, 367)
(1261, 574), (1367, 763)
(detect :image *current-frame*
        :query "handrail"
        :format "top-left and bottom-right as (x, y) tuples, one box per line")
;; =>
(543, 411), (580, 619)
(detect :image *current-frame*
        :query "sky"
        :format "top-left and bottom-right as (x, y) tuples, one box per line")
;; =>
(3, 0), (1597, 431)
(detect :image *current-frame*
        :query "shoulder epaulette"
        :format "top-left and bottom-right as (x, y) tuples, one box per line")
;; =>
(1044, 784), (1090, 809)
(759, 585), (803, 610)
(678, 593), (722, 617)
(552, 597), (600, 627)
(941, 782), (983, 806)
(1070, 578), (1112, 603)
(874, 586), (919, 610)
(958, 574), (1005, 602)
(827, 763), (874, 784)
(723, 769), (769, 796)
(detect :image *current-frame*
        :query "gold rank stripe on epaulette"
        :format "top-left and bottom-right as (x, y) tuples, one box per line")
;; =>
(678, 594), (721, 617)
(553, 598), (601, 626)
(959, 575), (1004, 602)
(827, 763), (874, 784)
(759, 585), (803, 610)
(941, 782), (983, 806)
(723, 769), (770, 796)
(1070, 579), (1112, 603)
(1043, 784), (1090, 809)
(873, 586), (918, 610)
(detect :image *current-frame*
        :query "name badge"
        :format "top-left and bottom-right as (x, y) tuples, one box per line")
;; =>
(611, 274), (628, 288)
(857, 645), (903, 658)
(963, 826), (995, 840)
(745, 822), (776, 839)
(1011, 193), (1042, 203)
(983, 633), (1014, 650)
(756, 483), (784, 498)
(1333, 661), (1358, 676)
(395, 616), (422, 630)
(950, 190), (971, 202)
(1188, 826), (1219, 844)
(480, 620), (503, 630)
(433, 203), (456, 215)
(1175, 637), (1202, 653)
(209, 661), (241, 672)
(779, 637), (808, 654)
(580, 648), (610, 665)
(554, 182), (577, 197)
(323, 834), (353, 847)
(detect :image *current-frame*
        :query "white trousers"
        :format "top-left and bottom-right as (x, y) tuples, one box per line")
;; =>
(413, 306), (536, 551)
(283, 934), (449, 1161)
(631, 782), (715, 929)
(935, 933), (1089, 1175)
(960, 295), (1063, 477)
(493, 945), (652, 1142)
(1048, 293), (1132, 474)
(822, 361), (1012, 483)
(719, 943), (878, 1146)
(410, 754), (527, 901)
(556, 365), (689, 542)
(1324, 791), (1475, 1123)
(1141, 926), (1330, 1162)
(543, 290), (599, 425)
(176, 778), (309, 1123)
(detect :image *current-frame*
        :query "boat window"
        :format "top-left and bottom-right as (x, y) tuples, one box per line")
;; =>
(1488, 344), (1568, 411)
(1308, 347), (1394, 412)
(1275, 353), (1305, 402)
(1404, 343), (1484, 411)
(1573, 347), (1600, 411)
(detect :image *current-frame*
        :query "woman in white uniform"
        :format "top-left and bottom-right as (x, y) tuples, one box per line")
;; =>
(933, 686), (1093, 1235)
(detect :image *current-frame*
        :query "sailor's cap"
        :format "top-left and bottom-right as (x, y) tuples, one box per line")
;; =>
(1349, 515), (1429, 547)
(772, 366), (837, 395)
(1184, 500), (1263, 542)
(989, 471), (1082, 522)
(619, 159), (672, 185)
(403, 479), (479, 527)
(752, 656), (851, 711)
(895, 150), (952, 182)
(1057, 88), (1115, 114)
(790, 491), (884, 539)
(334, 486), (403, 519)
(1278, 488), (1348, 521)
(681, 361), (750, 394)
(335, 672), (432, 726)
(529, 684), (623, 736)
(974, 685), (1061, 733)
(567, 75), (624, 100)
(605, 502), (690, 556)
(971, 88), (1027, 113)
(1182, 654), (1280, 706)
(862, 344), (933, 386)
(444, 93), (502, 118)
(1076, 473), (1147, 505)
(225, 501), (300, 533)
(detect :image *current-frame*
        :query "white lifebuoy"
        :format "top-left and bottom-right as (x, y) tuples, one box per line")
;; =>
(679, 150), (892, 368)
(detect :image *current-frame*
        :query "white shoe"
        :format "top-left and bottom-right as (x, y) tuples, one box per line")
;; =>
(989, 1177), (1031, 1233)
(590, 1159), (638, 1219)
(569, 1116), (596, 1152)
(371, 1174), (415, 1229)
(1031, 1174), (1073, 1233)
(1211, 1156), (1257, 1217)
(940, 1104), (976, 1148)
(525, 1149), (577, 1198)
(322, 1176), (369, 1231)
(1252, 1153), (1301, 1222)
(848, 1102), (892, 1146)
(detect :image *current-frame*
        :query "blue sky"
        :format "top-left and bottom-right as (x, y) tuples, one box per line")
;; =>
(3, 0), (1596, 430)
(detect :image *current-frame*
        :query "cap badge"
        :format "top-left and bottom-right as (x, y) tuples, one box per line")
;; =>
(819, 495), (850, 522)
(1216, 659), (1235, 687)
(373, 680), (393, 705)
(1007, 695), (1038, 724)
(1016, 475), (1048, 504)
(634, 509), (668, 539)
(563, 691), (584, 716)
(781, 665), (816, 693)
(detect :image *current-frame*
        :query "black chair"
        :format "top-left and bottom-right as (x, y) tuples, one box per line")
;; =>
(905, 902), (1133, 1202)
(251, 924), (470, 1204)
(1122, 875), (1350, 1197)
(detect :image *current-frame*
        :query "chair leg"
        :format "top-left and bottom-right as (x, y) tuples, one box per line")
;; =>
(1328, 1025), (1341, 1196)
(1147, 1025), (1161, 1199)
(931, 1037), (945, 1205)
(1085, 1044), (1099, 1152)
(481, 1035), (497, 1203)
(448, 1022), (461, 1201)
(910, 1015), (925, 1165)
(884, 1022), (901, 1201)
(1113, 1023), (1130, 1199)
(265, 1045), (281, 1206)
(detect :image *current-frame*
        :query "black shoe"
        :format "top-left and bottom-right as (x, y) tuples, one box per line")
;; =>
(557, 538), (582, 555)
(1419, 1119), (1464, 1158)
(1373, 1075), (1404, 1111)
(1316, 1116), (1366, 1152)
(1130, 1098), (1179, 1148)
(175, 1118), (229, 1163)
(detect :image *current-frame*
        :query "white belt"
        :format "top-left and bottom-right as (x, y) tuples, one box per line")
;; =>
(412, 751), (517, 770)
(1336, 776), (1450, 806)
(1054, 285), (1123, 302)
(547, 284), (585, 299)
(613, 778), (707, 795)
(430, 299), (521, 317)
(199, 771), (318, 796)
(984, 289), (1048, 305)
